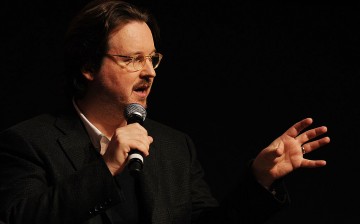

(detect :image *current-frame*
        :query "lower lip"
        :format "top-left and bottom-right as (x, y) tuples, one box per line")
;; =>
(135, 90), (148, 99)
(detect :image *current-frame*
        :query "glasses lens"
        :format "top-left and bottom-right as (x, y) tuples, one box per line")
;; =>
(131, 53), (163, 71)
(133, 55), (145, 71)
(152, 53), (162, 69)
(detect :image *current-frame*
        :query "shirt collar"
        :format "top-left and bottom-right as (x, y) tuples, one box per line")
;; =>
(72, 98), (109, 153)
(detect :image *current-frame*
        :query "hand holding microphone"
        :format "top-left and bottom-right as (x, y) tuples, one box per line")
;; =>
(103, 103), (152, 176)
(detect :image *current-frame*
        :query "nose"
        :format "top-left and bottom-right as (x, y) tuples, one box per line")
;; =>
(140, 58), (156, 77)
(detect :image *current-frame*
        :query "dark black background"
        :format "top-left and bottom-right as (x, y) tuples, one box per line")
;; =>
(1, 1), (359, 222)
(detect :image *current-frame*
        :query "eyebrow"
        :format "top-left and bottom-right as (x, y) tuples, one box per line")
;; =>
(107, 49), (157, 56)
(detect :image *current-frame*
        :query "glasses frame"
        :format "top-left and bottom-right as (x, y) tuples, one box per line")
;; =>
(105, 52), (163, 72)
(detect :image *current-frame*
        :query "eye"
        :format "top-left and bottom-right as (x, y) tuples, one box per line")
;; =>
(134, 55), (145, 63)
(123, 58), (133, 64)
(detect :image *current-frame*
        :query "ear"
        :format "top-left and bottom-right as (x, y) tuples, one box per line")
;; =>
(81, 67), (94, 81)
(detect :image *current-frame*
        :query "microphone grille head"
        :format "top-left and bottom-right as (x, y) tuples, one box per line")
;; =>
(124, 103), (147, 122)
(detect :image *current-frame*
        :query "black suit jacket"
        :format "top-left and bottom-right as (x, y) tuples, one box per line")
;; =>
(0, 107), (288, 224)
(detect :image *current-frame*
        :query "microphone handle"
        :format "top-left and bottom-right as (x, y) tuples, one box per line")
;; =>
(127, 113), (145, 174)
(128, 150), (143, 174)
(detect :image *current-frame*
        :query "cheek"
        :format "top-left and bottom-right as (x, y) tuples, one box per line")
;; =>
(98, 65), (135, 94)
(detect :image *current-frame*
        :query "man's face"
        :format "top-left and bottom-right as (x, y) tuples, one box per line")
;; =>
(83, 21), (157, 110)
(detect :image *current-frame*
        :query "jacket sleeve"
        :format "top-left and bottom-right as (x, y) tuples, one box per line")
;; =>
(186, 132), (290, 224)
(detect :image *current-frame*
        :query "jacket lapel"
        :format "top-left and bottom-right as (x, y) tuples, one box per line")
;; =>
(55, 111), (92, 171)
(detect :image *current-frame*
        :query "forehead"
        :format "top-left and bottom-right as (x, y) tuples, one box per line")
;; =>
(108, 21), (155, 54)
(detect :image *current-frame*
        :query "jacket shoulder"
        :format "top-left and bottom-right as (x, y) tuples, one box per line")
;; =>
(1, 114), (57, 133)
(0, 111), (80, 140)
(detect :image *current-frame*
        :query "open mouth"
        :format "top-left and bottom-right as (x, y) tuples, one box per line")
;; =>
(133, 84), (151, 97)
(134, 84), (149, 92)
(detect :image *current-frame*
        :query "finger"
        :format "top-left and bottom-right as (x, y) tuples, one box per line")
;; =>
(129, 136), (153, 156)
(302, 136), (330, 154)
(133, 143), (150, 156)
(301, 158), (327, 168)
(286, 118), (313, 138)
(297, 126), (328, 144)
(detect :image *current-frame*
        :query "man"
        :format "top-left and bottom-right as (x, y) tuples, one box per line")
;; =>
(0, 0), (330, 223)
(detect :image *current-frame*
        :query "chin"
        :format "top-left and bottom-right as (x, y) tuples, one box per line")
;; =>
(128, 100), (147, 109)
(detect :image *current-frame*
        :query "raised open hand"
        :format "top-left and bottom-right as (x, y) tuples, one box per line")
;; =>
(252, 118), (330, 188)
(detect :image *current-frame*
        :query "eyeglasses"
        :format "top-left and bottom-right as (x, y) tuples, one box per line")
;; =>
(105, 52), (163, 72)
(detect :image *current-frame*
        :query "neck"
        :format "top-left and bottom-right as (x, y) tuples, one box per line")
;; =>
(74, 96), (127, 139)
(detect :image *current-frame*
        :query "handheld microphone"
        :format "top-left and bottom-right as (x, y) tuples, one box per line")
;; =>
(124, 103), (147, 174)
